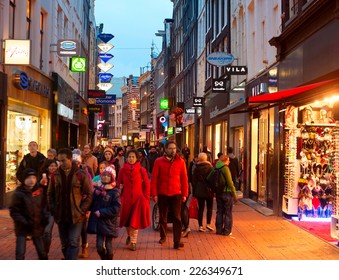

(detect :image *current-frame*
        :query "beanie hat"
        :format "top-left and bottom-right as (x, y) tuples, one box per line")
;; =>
(104, 147), (114, 156)
(100, 165), (116, 185)
(22, 168), (37, 181)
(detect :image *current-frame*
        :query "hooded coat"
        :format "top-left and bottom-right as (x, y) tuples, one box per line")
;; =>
(117, 161), (151, 229)
(192, 161), (213, 198)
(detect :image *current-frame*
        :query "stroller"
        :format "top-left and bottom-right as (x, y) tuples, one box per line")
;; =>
(152, 202), (189, 231)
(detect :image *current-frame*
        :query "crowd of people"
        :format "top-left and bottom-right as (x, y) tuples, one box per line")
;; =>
(9, 140), (241, 260)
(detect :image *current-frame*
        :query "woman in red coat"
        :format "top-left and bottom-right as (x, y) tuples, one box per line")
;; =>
(117, 149), (151, 251)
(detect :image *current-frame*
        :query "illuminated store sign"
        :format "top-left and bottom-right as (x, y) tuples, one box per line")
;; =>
(5, 40), (30, 65)
(13, 71), (50, 97)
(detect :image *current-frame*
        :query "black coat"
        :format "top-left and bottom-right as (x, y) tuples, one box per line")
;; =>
(87, 186), (121, 237)
(16, 152), (46, 183)
(192, 161), (213, 198)
(9, 184), (48, 237)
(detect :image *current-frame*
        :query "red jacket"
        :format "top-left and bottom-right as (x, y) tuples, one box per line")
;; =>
(150, 154), (189, 197)
(117, 161), (150, 229)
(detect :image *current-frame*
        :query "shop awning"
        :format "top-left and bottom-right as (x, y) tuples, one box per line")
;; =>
(248, 78), (339, 105)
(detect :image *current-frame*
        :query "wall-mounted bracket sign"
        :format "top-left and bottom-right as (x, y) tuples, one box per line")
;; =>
(88, 90), (106, 98)
(193, 97), (204, 107)
(98, 73), (113, 83)
(57, 39), (79, 57)
(97, 63), (113, 72)
(185, 108), (196, 114)
(70, 57), (86, 72)
(98, 53), (114, 63)
(97, 33), (114, 43)
(207, 52), (234, 67)
(98, 43), (114, 53)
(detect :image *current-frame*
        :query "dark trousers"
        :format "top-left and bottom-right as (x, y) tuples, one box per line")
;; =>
(57, 222), (83, 260)
(197, 196), (214, 227)
(158, 194), (182, 245)
(215, 192), (233, 235)
(43, 214), (54, 254)
(15, 235), (47, 260)
(80, 218), (88, 245)
(96, 234), (113, 259)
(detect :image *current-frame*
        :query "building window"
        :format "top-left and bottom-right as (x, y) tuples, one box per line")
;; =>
(39, 12), (44, 70)
(26, 0), (31, 39)
(9, 0), (15, 38)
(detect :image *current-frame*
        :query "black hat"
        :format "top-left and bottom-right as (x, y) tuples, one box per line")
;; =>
(22, 168), (37, 181)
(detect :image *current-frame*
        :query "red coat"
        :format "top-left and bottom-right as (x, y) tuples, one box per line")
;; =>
(117, 161), (150, 229)
(150, 154), (189, 197)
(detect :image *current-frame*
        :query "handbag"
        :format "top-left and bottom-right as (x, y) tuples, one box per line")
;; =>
(188, 197), (199, 220)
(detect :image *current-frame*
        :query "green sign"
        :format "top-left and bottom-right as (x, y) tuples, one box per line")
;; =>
(70, 57), (87, 72)
(160, 98), (169, 110)
(168, 127), (174, 135)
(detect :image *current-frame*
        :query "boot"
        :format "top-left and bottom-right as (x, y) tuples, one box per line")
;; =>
(97, 248), (106, 260)
(80, 243), (89, 258)
(106, 253), (113, 260)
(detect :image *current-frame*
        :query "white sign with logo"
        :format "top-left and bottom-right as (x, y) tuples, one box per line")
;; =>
(207, 52), (234, 67)
(5, 40), (31, 65)
(97, 83), (113, 91)
(98, 43), (114, 53)
(97, 63), (114, 72)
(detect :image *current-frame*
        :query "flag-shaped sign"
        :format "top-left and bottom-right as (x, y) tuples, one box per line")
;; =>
(97, 63), (114, 72)
(98, 53), (114, 63)
(98, 73), (113, 83)
(97, 83), (113, 91)
(97, 33), (114, 43)
(98, 43), (114, 53)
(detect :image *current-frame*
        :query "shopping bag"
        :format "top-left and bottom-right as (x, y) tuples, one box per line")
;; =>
(189, 197), (199, 220)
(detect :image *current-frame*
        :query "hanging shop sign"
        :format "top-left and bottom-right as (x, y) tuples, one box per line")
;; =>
(70, 57), (86, 72)
(175, 126), (183, 133)
(212, 79), (227, 93)
(13, 71), (50, 97)
(57, 103), (73, 120)
(95, 94), (116, 105)
(57, 39), (79, 57)
(87, 104), (102, 112)
(185, 108), (196, 114)
(98, 53), (114, 63)
(97, 33), (115, 43)
(98, 43), (114, 53)
(207, 52), (234, 67)
(97, 82), (113, 91)
(160, 98), (170, 110)
(225, 66), (248, 75)
(88, 89), (106, 98)
(98, 73), (113, 83)
(5, 39), (30, 65)
(193, 97), (204, 107)
(168, 127), (174, 135)
(97, 63), (114, 72)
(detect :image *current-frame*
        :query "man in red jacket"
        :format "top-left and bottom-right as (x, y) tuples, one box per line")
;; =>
(151, 141), (189, 249)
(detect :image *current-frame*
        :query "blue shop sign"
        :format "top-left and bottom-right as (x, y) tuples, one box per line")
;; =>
(98, 53), (114, 63)
(98, 73), (113, 83)
(97, 33), (114, 43)
(96, 94), (116, 105)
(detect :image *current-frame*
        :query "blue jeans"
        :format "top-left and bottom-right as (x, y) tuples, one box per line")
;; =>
(43, 214), (54, 254)
(57, 222), (83, 260)
(215, 192), (233, 235)
(15, 235), (47, 260)
(96, 234), (113, 258)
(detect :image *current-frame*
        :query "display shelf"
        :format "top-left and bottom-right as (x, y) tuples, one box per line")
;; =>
(282, 195), (299, 215)
(330, 215), (339, 240)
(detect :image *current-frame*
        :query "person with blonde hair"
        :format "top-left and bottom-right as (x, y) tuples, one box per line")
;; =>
(214, 155), (237, 236)
(192, 152), (214, 232)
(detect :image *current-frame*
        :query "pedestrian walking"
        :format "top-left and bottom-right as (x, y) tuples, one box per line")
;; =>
(137, 148), (150, 175)
(9, 168), (49, 260)
(147, 145), (160, 174)
(99, 147), (120, 179)
(92, 161), (109, 187)
(181, 144), (191, 166)
(38, 159), (58, 254)
(192, 152), (214, 232)
(214, 155), (237, 236)
(117, 149), (151, 251)
(87, 168), (121, 260)
(151, 140), (189, 249)
(47, 148), (93, 260)
(227, 147), (240, 190)
(82, 144), (98, 178)
(202, 146), (213, 163)
(16, 141), (46, 184)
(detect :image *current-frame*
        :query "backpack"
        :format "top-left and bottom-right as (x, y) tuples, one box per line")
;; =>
(206, 166), (227, 194)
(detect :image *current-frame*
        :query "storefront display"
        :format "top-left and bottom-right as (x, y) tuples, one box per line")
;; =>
(283, 104), (339, 221)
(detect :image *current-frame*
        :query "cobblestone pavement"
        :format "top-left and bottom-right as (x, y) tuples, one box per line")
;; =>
(1, 200), (339, 260)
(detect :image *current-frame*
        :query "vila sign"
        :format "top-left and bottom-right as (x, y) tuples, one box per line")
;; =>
(185, 108), (196, 114)
(225, 66), (248, 75)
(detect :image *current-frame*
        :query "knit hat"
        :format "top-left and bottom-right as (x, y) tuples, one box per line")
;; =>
(104, 147), (114, 156)
(22, 168), (37, 181)
(100, 166), (116, 184)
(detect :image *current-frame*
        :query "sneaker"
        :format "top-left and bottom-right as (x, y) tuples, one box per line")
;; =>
(129, 243), (136, 251)
(173, 242), (184, 249)
(125, 236), (131, 246)
(159, 238), (166, 244)
(182, 227), (191, 237)
(199, 226), (206, 232)
(206, 225), (214, 231)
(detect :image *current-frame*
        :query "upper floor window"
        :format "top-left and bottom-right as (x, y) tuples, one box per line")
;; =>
(26, 0), (31, 39)
(9, 0), (15, 38)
